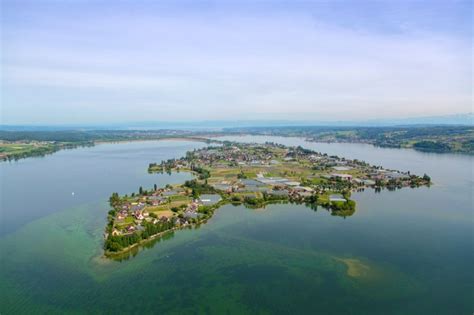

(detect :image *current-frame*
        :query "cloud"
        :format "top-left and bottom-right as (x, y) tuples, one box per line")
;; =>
(4, 67), (186, 89)
(1, 2), (471, 123)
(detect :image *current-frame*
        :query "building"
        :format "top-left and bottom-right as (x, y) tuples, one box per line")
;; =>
(330, 173), (353, 181)
(199, 194), (222, 205)
(363, 179), (376, 186)
(283, 181), (301, 186)
(329, 194), (347, 202)
(270, 190), (289, 197)
(332, 166), (352, 171)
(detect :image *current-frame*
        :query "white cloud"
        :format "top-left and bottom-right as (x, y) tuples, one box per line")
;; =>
(1, 7), (471, 123)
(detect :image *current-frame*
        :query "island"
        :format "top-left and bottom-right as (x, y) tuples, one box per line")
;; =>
(103, 141), (431, 257)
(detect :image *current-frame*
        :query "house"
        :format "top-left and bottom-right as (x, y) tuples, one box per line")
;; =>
(257, 177), (288, 185)
(329, 194), (347, 202)
(370, 173), (385, 180)
(283, 181), (300, 186)
(293, 186), (313, 192)
(270, 190), (289, 196)
(134, 211), (144, 220)
(199, 194), (222, 205)
(363, 179), (376, 186)
(297, 191), (313, 197)
(332, 166), (352, 171)
(257, 186), (272, 193)
(212, 183), (232, 191)
(184, 211), (199, 219)
(241, 179), (263, 187)
(131, 203), (145, 211)
(241, 185), (269, 193)
(162, 190), (179, 197)
(330, 173), (352, 181)
(386, 172), (410, 180)
(174, 217), (188, 226)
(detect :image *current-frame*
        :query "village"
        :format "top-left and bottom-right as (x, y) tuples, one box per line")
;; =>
(104, 142), (431, 255)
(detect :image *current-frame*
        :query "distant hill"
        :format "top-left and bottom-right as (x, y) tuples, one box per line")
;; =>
(362, 113), (473, 126)
(1, 113), (472, 131)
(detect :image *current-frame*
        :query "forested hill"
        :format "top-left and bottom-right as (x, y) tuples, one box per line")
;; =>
(223, 125), (474, 154)
(0, 130), (211, 161)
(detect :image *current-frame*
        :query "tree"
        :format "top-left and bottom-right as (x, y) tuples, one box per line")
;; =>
(154, 183), (157, 191)
(109, 192), (121, 208)
(422, 174), (431, 182)
(139, 186), (143, 195)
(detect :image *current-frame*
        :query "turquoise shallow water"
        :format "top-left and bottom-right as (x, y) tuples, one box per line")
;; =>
(0, 138), (472, 314)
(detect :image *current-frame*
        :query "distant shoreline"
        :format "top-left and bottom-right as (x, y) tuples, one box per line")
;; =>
(0, 136), (219, 162)
(1, 126), (472, 163)
(94, 136), (215, 145)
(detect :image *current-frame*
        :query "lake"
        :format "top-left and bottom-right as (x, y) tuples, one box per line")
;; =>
(0, 137), (472, 314)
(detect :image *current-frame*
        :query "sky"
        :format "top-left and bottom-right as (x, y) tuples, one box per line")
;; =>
(1, 0), (472, 125)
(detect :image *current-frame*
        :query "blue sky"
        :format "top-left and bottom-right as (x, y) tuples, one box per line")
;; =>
(1, 0), (472, 124)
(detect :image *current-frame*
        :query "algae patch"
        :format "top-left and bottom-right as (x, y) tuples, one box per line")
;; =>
(336, 258), (370, 278)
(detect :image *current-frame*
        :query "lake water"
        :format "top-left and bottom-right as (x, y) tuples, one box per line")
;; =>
(0, 138), (472, 314)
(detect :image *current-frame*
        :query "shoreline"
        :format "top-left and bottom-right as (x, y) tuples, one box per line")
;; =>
(94, 136), (216, 145)
(1, 136), (216, 163)
(104, 226), (181, 258)
(104, 200), (224, 258)
(212, 133), (473, 155)
(103, 196), (350, 258)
